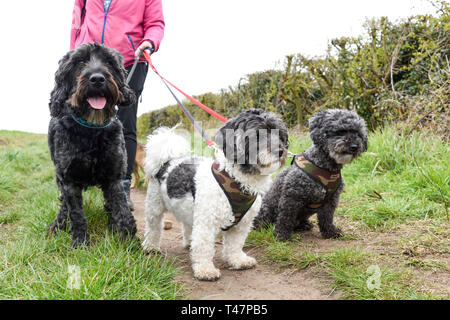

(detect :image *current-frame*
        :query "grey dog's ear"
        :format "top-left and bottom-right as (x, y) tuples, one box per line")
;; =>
(49, 50), (76, 117)
(359, 120), (369, 152)
(308, 109), (329, 146)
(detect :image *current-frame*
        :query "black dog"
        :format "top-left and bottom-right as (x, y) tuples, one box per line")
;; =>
(47, 43), (137, 247)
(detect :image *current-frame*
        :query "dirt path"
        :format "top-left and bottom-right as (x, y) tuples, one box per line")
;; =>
(131, 189), (337, 300)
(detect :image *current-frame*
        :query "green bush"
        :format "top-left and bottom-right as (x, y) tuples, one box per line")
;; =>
(138, 1), (449, 139)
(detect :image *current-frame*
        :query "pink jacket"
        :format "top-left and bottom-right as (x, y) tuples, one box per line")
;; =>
(70, 0), (165, 67)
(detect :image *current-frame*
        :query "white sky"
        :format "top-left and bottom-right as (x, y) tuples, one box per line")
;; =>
(0, 0), (436, 134)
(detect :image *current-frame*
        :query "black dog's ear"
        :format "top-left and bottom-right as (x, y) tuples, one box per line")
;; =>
(118, 83), (136, 108)
(49, 51), (75, 117)
(108, 48), (136, 108)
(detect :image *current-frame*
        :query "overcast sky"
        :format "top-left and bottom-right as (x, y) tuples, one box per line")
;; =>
(0, 0), (436, 134)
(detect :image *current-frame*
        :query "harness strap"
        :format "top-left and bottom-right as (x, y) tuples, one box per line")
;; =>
(211, 161), (257, 231)
(292, 153), (342, 209)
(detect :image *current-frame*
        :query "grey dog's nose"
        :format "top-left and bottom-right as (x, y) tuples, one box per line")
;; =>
(89, 73), (106, 86)
(349, 144), (358, 153)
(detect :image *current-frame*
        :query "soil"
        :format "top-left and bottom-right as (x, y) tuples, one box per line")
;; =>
(131, 189), (338, 300)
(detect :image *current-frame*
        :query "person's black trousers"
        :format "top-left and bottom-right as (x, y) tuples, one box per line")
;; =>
(117, 62), (149, 181)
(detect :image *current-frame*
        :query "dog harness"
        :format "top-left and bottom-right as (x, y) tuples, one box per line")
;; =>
(292, 153), (342, 209)
(211, 161), (257, 231)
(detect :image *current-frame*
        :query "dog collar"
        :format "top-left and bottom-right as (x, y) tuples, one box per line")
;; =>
(292, 152), (342, 209)
(71, 114), (114, 129)
(211, 161), (257, 231)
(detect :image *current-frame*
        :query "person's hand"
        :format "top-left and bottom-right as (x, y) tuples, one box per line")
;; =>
(135, 41), (154, 57)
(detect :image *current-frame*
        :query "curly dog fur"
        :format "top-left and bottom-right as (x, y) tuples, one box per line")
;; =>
(255, 109), (368, 241)
(47, 43), (137, 247)
(142, 109), (289, 280)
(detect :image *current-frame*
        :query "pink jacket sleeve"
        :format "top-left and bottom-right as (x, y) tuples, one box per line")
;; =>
(141, 0), (165, 52)
(70, 0), (85, 50)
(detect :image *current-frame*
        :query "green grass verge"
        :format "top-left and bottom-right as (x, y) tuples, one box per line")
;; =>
(246, 226), (443, 300)
(339, 128), (449, 229)
(0, 131), (183, 300)
(1, 125), (448, 300)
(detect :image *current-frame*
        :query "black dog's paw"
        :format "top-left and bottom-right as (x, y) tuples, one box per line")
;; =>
(321, 227), (343, 239)
(47, 220), (59, 235)
(47, 219), (67, 235)
(108, 222), (137, 243)
(71, 233), (90, 248)
(295, 220), (314, 232)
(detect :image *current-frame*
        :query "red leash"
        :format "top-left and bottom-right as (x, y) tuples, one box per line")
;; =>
(142, 50), (228, 123)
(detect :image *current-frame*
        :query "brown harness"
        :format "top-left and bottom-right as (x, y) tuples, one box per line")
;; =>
(292, 153), (342, 209)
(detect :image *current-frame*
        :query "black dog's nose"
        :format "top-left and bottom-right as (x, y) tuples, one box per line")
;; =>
(349, 144), (358, 153)
(89, 73), (106, 86)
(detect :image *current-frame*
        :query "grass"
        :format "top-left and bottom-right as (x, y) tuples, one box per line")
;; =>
(0, 130), (183, 300)
(246, 226), (444, 299)
(319, 248), (439, 300)
(1, 126), (448, 300)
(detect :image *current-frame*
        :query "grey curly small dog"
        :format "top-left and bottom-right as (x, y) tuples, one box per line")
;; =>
(254, 109), (368, 241)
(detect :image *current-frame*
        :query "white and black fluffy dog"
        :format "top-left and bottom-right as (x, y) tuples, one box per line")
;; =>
(255, 109), (368, 241)
(142, 109), (288, 281)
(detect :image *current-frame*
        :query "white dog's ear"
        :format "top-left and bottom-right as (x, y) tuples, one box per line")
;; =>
(215, 108), (266, 160)
(215, 123), (237, 162)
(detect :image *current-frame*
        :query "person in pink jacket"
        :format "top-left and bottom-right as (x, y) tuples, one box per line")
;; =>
(70, 0), (165, 210)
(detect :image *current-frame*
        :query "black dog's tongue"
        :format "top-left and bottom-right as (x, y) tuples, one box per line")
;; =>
(87, 96), (107, 110)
